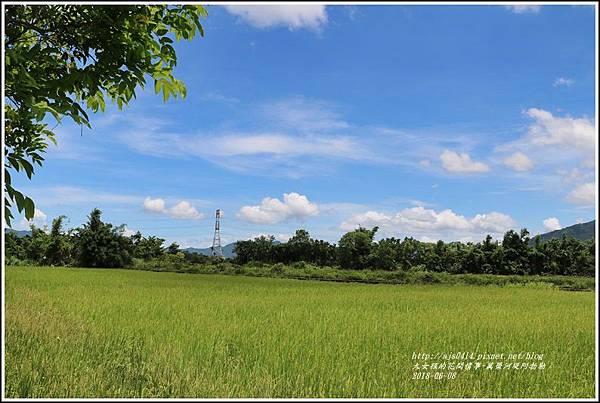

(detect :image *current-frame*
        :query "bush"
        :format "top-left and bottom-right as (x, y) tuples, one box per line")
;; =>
(163, 252), (185, 270)
(408, 264), (427, 273)
(292, 261), (308, 270)
(5, 256), (31, 266)
(270, 263), (286, 275)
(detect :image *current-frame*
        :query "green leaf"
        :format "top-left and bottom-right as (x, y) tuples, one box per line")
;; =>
(7, 156), (20, 171)
(32, 101), (62, 122)
(24, 197), (35, 220)
(98, 94), (106, 112)
(20, 159), (34, 179)
(4, 205), (12, 227)
(194, 18), (205, 37)
(154, 79), (162, 94)
(14, 191), (25, 213)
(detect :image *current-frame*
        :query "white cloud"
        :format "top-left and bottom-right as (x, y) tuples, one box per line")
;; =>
(199, 91), (239, 105)
(121, 130), (371, 179)
(143, 197), (166, 213)
(419, 159), (432, 168)
(558, 168), (589, 184)
(471, 212), (518, 233)
(494, 108), (596, 202)
(33, 208), (47, 221)
(340, 210), (391, 231)
(23, 186), (141, 206)
(45, 126), (100, 162)
(14, 208), (48, 230)
(566, 182), (595, 206)
(224, 5), (328, 31)
(250, 233), (291, 242)
(345, 5), (365, 21)
(504, 5), (541, 14)
(260, 97), (350, 131)
(440, 150), (490, 173)
(238, 192), (319, 224)
(525, 108), (595, 153)
(503, 152), (533, 172)
(543, 217), (562, 232)
(208, 133), (360, 158)
(119, 96), (373, 178)
(120, 226), (137, 237)
(399, 207), (472, 231)
(116, 96), (485, 178)
(169, 201), (205, 220)
(143, 197), (204, 220)
(340, 206), (517, 241)
(553, 77), (574, 87)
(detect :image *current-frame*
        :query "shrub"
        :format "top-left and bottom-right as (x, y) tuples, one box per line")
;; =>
(292, 261), (308, 270)
(408, 264), (427, 273)
(270, 263), (286, 275)
(5, 256), (30, 266)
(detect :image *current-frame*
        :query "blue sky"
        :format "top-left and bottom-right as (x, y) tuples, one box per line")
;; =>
(12, 4), (597, 247)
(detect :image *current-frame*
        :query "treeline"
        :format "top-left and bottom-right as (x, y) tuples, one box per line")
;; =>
(5, 208), (212, 269)
(234, 227), (595, 277)
(4, 209), (595, 277)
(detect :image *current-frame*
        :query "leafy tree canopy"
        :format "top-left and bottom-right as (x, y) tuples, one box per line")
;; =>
(77, 208), (133, 268)
(338, 226), (379, 270)
(4, 4), (207, 225)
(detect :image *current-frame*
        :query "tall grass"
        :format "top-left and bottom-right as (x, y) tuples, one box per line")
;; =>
(5, 266), (595, 398)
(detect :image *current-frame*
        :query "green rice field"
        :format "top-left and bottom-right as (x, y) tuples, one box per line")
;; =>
(4, 266), (596, 398)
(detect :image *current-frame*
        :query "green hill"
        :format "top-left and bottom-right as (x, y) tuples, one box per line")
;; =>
(534, 220), (595, 243)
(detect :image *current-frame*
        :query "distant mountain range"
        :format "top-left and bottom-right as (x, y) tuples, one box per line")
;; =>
(183, 242), (238, 259)
(532, 220), (595, 243)
(4, 229), (32, 238)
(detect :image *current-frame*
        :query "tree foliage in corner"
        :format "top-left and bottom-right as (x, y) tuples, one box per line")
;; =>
(4, 4), (207, 225)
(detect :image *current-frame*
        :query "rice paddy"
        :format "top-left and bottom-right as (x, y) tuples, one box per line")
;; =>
(4, 266), (596, 398)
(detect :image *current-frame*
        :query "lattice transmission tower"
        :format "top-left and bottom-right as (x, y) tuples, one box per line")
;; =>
(211, 209), (224, 258)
